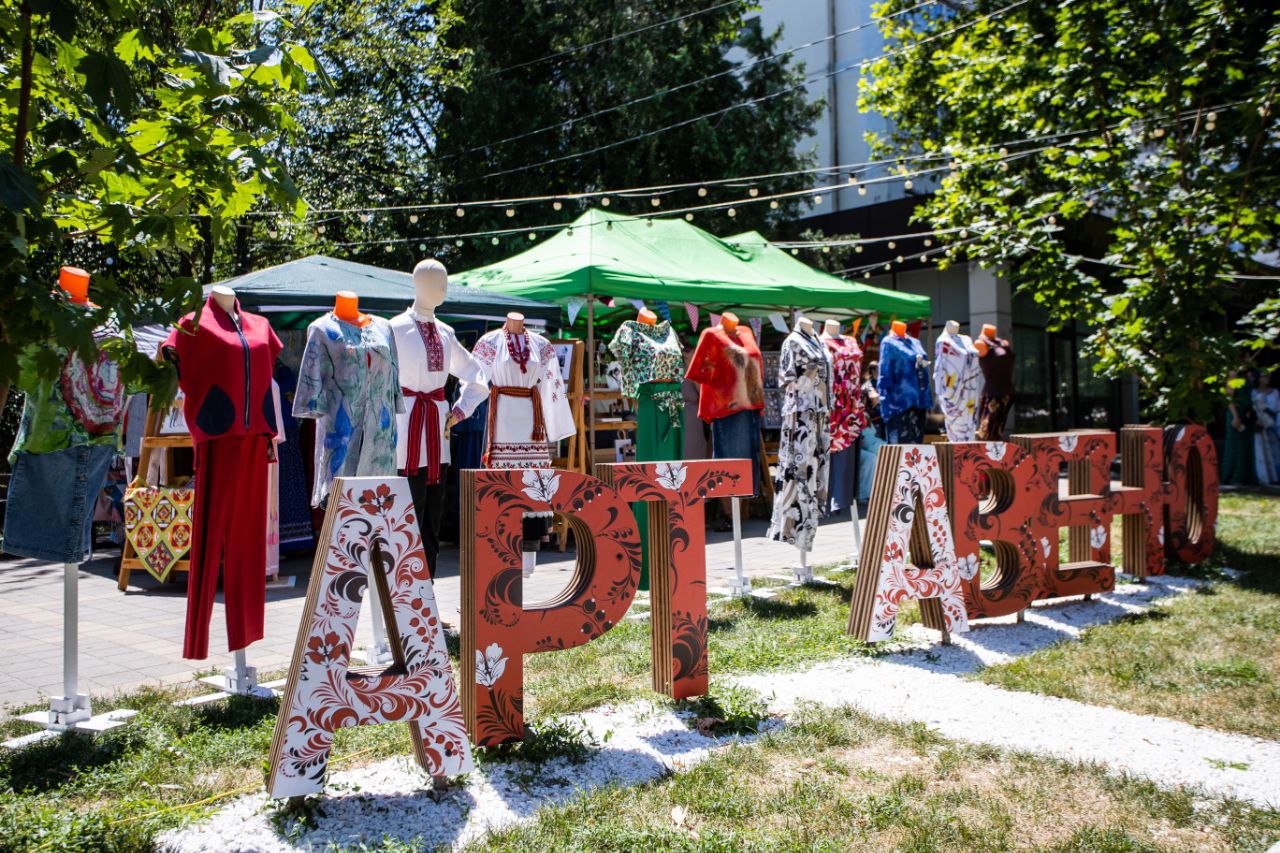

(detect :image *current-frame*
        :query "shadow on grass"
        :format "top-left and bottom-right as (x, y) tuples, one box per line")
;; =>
(707, 596), (819, 632)
(0, 728), (139, 793)
(192, 693), (280, 732)
(1112, 608), (1172, 626)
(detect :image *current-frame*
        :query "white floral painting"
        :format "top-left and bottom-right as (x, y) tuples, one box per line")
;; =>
(1090, 524), (1108, 550)
(1058, 434), (1079, 452)
(958, 551), (981, 581)
(475, 643), (508, 688)
(654, 462), (687, 491)
(985, 442), (1006, 461)
(520, 469), (560, 504)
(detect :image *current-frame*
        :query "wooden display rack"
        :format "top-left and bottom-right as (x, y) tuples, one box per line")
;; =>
(549, 339), (587, 474)
(118, 404), (191, 591)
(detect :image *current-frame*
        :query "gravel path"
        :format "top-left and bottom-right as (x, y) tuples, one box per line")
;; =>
(164, 573), (1280, 850)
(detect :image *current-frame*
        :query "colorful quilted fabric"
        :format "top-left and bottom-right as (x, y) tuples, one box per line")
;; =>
(124, 477), (194, 582)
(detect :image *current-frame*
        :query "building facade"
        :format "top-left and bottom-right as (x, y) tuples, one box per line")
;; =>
(749, 0), (1128, 431)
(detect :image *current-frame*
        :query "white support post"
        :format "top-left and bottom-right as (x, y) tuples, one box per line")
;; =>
(849, 502), (863, 568)
(8, 563), (136, 747)
(521, 550), (537, 578)
(190, 643), (278, 703)
(726, 497), (751, 596)
(793, 547), (814, 585)
(363, 588), (396, 666)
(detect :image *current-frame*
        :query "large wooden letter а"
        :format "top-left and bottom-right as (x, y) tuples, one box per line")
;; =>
(849, 445), (969, 641)
(267, 477), (472, 798)
(460, 469), (641, 745)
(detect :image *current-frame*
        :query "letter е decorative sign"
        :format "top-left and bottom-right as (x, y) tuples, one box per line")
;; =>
(267, 477), (472, 798)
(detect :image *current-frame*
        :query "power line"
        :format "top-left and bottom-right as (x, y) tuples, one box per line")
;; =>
(439, 0), (937, 162)
(469, 0), (1031, 183)
(475, 0), (743, 81)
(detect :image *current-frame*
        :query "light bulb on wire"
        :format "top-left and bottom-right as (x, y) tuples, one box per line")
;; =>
(409, 214), (419, 224)
(769, 200), (779, 209)
(553, 201), (563, 211)
(651, 197), (661, 207)
(505, 208), (515, 218)
(456, 207), (465, 217)
(698, 187), (708, 197)
(601, 197), (610, 207)
(748, 188), (759, 197)
(727, 208), (737, 217)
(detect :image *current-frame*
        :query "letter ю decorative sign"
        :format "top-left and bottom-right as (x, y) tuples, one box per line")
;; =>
(847, 425), (1219, 642)
(460, 460), (752, 745)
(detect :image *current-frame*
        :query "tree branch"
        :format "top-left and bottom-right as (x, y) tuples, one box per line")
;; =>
(12, 1), (34, 168)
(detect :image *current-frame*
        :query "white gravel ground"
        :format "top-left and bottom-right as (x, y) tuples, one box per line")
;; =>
(160, 703), (749, 852)
(164, 573), (1280, 851)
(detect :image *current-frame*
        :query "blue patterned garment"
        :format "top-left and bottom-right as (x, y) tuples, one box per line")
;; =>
(293, 312), (404, 506)
(876, 331), (932, 421)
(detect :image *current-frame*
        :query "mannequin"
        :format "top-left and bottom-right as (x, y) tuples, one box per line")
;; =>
(391, 258), (488, 578)
(934, 319), (984, 442)
(877, 319), (931, 443)
(609, 301), (685, 589)
(768, 317), (833, 577)
(4, 266), (129, 730)
(687, 310), (765, 530)
(163, 284), (282, 664)
(295, 286), (402, 506)
(821, 318), (867, 554)
(334, 290), (371, 327)
(472, 308), (576, 577)
(974, 324), (1016, 440)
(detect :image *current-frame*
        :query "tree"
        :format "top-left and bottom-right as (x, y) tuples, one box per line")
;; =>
(416, 0), (824, 269)
(862, 0), (1280, 422)
(0, 0), (318, 412)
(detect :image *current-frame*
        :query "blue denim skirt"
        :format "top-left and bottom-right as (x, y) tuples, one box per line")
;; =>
(4, 444), (116, 563)
(711, 408), (762, 498)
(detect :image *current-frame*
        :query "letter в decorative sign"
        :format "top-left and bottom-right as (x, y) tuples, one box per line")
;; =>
(460, 469), (641, 746)
(848, 445), (969, 641)
(1162, 424), (1218, 564)
(267, 478), (472, 798)
(596, 459), (753, 699)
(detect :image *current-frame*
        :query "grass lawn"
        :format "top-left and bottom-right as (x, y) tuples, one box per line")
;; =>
(978, 491), (1280, 739)
(476, 703), (1280, 852)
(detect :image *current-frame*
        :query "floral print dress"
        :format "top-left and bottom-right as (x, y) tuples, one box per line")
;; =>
(933, 333), (984, 442)
(767, 327), (833, 552)
(823, 334), (866, 453)
(294, 312), (404, 506)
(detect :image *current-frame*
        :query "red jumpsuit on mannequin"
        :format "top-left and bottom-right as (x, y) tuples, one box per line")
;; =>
(163, 294), (282, 659)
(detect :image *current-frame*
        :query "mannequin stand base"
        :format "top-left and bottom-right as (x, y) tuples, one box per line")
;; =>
(726, 575), (752, 596)
(353, 642), (396, 668)
(181, 653), (281, 705)
(521, 551), (537, 579)
(6, 697), (136, 749)
(266, 574), (297, 590)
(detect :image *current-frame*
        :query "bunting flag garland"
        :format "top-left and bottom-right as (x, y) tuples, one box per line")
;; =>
(684, 302), (699, 330)
(603, 296), (616, 308)
(655, 301), (671, 322)
(749, 316), (763, 341)
(769, 313), (788, 333)
(907, 319), (922, 339)
(629, 298), (647, 312)
(709, 312), (722, 328)
(566, 297), (586, 326)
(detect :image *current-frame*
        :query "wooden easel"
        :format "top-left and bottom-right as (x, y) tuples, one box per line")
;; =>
(117, 404), (193, 591)
(549, 339), (586, 551)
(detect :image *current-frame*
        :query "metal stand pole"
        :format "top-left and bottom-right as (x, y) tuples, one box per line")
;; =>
(364, 590), (395, 666)
(727, 497), (751, 595)
(793, 547), (813, 584)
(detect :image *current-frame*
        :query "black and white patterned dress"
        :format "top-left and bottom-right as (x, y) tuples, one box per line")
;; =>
(767, 327), (833, 551)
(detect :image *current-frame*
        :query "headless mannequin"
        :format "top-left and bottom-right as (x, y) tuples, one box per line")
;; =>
(334, 290), (371, 327)
(821, 318), (841, 339)
(505, 311), (525, 334)
(941, 319), (959, 340)
(714, 310), (745, 523)
(796, 315), (814, 336)
(637, 308), (657, 326)
(787, 315), (819, 578)
(891, 319), (907, 338)
(721, 311), (740, 333)
(819, 317), (863, 562)
(211, 284), (237, 321)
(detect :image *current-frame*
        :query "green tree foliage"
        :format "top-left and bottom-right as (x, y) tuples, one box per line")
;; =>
(0, 0), (319, 409)
(862, 0), (1280, 422)
(275, 0), (824, 270)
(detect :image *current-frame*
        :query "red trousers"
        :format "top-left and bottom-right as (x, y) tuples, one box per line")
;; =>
(184, 434), (270, 659)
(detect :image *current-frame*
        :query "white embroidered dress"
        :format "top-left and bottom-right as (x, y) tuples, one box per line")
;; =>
(472, 328), (576, 469)
(389, 309), (489, 473)
(933, 332), (984, 442)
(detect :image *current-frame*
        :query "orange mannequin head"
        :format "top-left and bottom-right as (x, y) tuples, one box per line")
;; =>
(637, 308), (657, 326)
(891, 319), (907, 337)
(59, 266), (92, 305)
(721, 311), (739, 333)
(982, 323), (998, 340)
(334, 291), (371, 326)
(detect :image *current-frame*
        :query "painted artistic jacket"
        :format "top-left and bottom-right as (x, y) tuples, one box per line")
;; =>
(876, 331), (932, 420)
(685, 325), (765, 422)
(933, 333), (984, 442)
(777, 327), (832, 417)
(162, 295), (282, 445)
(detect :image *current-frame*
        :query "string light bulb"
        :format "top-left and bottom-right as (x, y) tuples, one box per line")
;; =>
(727, 208), (737, 217)
(748, 187), (760, 197)
(491, 236), (499, 244)
(505, 208), (515, 218)
(698, 187), (708, 197)
(316, 224), (326, 233)
(863, 271), (871, 279)
(960, 229), (968, 238)
(651, 197), (661, 207)
(1048, 215), (1057, 225)
(685, 213), (694, 221)
(455, 239), (463, 247)
(385, 244), (394, 253)
(883, 263), (891, 271)
(858, 186), (867, 196)
(822, 246), (830, 253)
(812, 194), (823, 204)
(359, 213), (371, 224)
(553, 201), (563, 211)
(923, 238), (931, 247)
(268, 229), (277, 238)
(409, 214), (419, 224)
(791, 248), (799, 255)
(456, 207), (465, 217)
(1000, 161), (1009, 171)
(896, 255), (904, 264)
(904, 179), (913, 189)
(855, 245), (863, 253)
(769, 200), (779, 209)
(418, 243), (426, 251)
(601, 197), (610, 206)
(847, 175), (857, 184)
(1206, 111), (1218, 122)
(1153, 127), (1165, 138)
(998, 147), (1008, 157)
(529, 232), (537, 240)
(888, 241), (896, 249)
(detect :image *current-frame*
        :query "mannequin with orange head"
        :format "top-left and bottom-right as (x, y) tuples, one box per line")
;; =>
(973, 323), (1016, 440)
(334, 290), (371, 327)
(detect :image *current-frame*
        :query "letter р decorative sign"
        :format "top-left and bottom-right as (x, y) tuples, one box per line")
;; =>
(267, 478), (472, 799)
(848, 426), (1219, 641)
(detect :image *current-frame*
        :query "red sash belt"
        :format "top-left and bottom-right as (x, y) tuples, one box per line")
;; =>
(403, 386), (447, 482)
(483, 385), (545, 465)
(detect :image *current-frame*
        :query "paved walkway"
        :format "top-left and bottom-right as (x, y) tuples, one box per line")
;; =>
(0, 512), (863, 714)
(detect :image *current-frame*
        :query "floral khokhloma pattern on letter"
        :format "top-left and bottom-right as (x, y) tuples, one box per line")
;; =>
(267, 478), (472, 799)
(463, 468), (644, 746)
(864, 446), (969, 641)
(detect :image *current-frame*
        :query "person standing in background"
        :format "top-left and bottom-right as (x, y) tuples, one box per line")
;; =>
(1222, 369), (1258, 487)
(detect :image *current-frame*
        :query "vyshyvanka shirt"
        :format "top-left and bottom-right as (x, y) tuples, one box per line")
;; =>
(823, 334), (866, 453)
(162, 295), (282, 446)
(293, 312), (404, 506)
(608, 320), (684, 398)
(10, 311), (125, 462)
(685, 325), (765, 422)
(389, 310), (489, 477)
(933, 333), (984, 442)
(876, 331), (932, 420)
(472, 327), (575, 469)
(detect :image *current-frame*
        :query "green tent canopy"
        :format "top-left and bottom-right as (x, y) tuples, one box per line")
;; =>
(452, 208), (930, 319)
(205, 254), (561, 329)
